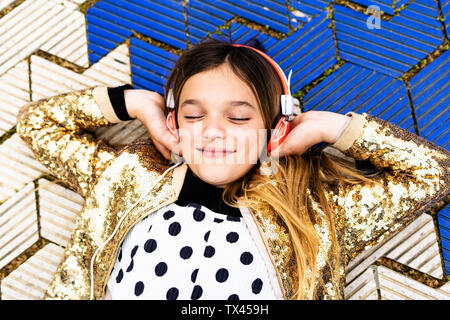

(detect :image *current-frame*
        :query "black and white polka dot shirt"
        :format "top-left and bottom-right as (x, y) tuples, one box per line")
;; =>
(105, 167), (279, 300)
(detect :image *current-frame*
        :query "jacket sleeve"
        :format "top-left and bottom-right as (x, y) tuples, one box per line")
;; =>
(16, 84), (135, 198)
(327, 112), (450, 264)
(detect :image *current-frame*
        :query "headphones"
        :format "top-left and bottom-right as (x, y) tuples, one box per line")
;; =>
(165, 43), (326, 161)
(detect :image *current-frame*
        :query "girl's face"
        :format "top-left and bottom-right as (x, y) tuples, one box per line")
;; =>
(177, 63), (267, 188)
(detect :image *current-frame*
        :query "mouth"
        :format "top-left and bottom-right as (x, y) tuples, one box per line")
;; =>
(196, 147), (236, 158)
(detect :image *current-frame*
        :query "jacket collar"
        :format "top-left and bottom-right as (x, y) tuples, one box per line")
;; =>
(174, 165), (242, 217)
(170, 162), (296, 299)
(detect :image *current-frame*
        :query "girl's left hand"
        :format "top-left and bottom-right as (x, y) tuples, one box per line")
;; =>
(271, 110), (351, 158)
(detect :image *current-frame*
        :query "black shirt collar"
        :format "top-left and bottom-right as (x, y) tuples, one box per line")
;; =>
(175, 166), (242, 217)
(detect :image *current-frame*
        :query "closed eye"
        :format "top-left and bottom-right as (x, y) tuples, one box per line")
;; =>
(230, 118), (250, 121)
(184, 116), (250, 121)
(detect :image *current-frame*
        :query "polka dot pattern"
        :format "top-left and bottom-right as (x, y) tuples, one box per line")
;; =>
(106, 203), (277, 300)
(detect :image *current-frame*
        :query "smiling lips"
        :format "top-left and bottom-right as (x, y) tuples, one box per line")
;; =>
(196, 147), (235, 158)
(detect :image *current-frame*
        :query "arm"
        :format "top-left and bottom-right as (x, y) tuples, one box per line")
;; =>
(327, 112), (450, 264)
(16, 84), (134, 198)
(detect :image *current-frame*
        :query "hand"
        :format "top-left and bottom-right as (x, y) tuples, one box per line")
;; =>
(124, 89), (180, 160)
(271, 110), (351, 158)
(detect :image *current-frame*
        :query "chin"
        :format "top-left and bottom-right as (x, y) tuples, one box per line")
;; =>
(190, 163), (247, 188)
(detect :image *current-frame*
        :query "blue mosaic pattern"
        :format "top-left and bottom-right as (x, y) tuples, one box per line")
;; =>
(87, 0), (187, 63)
(129, 38), (179, 94)
(334, 1), (442, 78)
(303, 62), (413, 132)
(441, 0), (450, 39)
(409, 50), (450, 150)
(289, 0), (330, 17)
(438, 205), (450, 275)
(84, 0), (449, 274)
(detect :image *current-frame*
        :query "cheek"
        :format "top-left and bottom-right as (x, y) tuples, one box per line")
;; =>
(232, 128), (267, 163)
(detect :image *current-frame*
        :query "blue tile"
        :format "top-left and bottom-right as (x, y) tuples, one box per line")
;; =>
(129, 38), (180, 95)
(266, 11), (337, 93)
(334, 1), (443, 78)
(437, 205), (450, 275)
(303, 62), (414, 132)
(86, 0), (187, 63)
(441, 0), (450, 37)
(186, 0), (233, 45)
(410, 50), (450, 151)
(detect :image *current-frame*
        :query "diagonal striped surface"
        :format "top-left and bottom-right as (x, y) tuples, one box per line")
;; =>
(129, 37), (179, 94)
(0, 182), (39, 270)
(0, 0), (87, 75)
(0, 0), (448, 300)
(334, 1), (443, 78)
(1, 243), (64, 300)
(302, 62), (413, 132)
(38, 178), (84, 247)
(0, 135), (50, 203)
(185, 0), (234, 46)
(442, 0), (450, 38)
(0, 60), (29, 136)
(267, 10), (337, 93)
(346, 213), (444, 284)
(438, 205), (450, 275)
(409, 49), (450, 150)
(86, 0), (187, 64)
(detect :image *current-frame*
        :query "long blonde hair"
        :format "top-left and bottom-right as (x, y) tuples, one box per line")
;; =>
(164, 38), (382, 299)
(223, 149), (381, 299)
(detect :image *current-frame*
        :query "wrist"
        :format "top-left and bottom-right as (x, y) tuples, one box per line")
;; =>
(331, 115), (352, 144)
(107, 84), (134, 121)
(124, 89), (138, 119)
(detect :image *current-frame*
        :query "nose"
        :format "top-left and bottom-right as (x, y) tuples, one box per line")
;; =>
(202, 116), (226, 141)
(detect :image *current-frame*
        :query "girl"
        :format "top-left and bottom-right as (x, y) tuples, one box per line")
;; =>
(16, 39), (449, 300)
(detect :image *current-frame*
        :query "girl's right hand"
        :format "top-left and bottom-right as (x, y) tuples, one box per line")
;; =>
(124, 89), (180, 160)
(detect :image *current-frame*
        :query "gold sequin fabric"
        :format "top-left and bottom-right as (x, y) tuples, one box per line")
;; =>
(16, 87), (449, 300)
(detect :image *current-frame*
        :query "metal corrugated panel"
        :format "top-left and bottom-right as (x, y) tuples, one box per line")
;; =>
(30, 44), (131, 100)
(267, 10), (336, 93)
(188, 0), (290, 34)
(349, 0), (395, 15)
(334, 1), (443, 78)
(186, 0), (233, 45)
(229, 22), (279, 48)
(344, 266), (378, 300)
(288, 8), (313, 30)
(409, 49), (449, 151)
(302, 62), (414, 131)
(438, 205), (450, 275)
(39, 8), (89, 68)
(0, 183), (39, 270)
(129, 37), (179, 94)
(289, 0), (330, 17)
(443, 0), (450, 37)
(0, 0), (83, 75)
(0, 135), (49, 204)
(38, 178), (84, 247)
(1, 243), (64, 300)
(346, 214), (443, 283)
(86, 0), (187, 64)
(377, 266), (450, 299)
(0, 60), (29, 136)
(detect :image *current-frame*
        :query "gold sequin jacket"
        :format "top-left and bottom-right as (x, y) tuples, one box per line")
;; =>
(16, 86), (450, 300)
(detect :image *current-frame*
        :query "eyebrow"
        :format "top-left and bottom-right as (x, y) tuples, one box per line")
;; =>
(180, 99), (256, 110)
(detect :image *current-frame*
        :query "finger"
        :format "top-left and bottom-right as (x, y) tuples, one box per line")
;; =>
(270, 144), (284, 159)
(143, 117), (179, 153)
(153, 140), (171, 160)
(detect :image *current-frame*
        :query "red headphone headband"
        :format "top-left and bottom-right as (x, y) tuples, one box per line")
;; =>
(231, 44), (289, 95)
